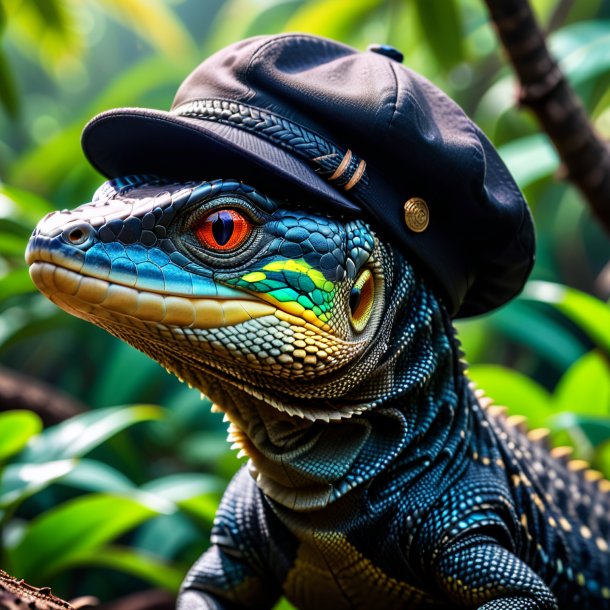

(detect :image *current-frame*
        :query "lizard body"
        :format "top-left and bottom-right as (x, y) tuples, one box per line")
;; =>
(26, 176), (610, 609)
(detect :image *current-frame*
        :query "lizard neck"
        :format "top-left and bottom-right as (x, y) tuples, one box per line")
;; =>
(209, 261), (473, 512)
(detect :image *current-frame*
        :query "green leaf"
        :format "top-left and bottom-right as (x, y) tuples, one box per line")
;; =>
(28, 0), (72, 35)
(0, 460), (76, 508)
(551, 412), (610, 449)
(100, 0), (197, 63)
(60, 545), (184, 593)
(0, 0), (6, 33)
(6, 0), (83, 70)
(413, 0), (463, 70)
(89, 342), (164, 407)
(142, 473), (224, 500)
(0, 411), (41, 462)
(468, 364), (553, 428)
(179, 494), (221, 525)
(0, 184), (55, 224)
(57, 461), (175, 514)
(284, 0), (380, 40)
(206, 0), (303, 53)
(9, 124), (82, 193)
(522, 282), (610, 355)
(142, 473), (224, 524)
(273, 598), (298, 610)
(593, 439), (610, 479)
(8, 494), (161, 581)
(58, 459), (136, 493)
(135, 513), (201, 560)
(19, 405), (165, 463)
(498, 134), (559, 189)
(179, 432), (234, 465)
(243, 0), (304, 39)
(0, 295), (64, 351)
(0, 233), (28, 256)
(554, 351), (610, 416)
(551, 21), (610, 86)
(0, 268), (37, 299)
(489, 300), (587, 370)
(454, 317), (491, 364)
(10, 56), (181, 191)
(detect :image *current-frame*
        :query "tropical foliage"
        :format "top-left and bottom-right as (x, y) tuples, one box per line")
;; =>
(0, 0), (608, 607)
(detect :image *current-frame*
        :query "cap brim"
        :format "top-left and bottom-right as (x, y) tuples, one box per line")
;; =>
(81, 108), (360, 213)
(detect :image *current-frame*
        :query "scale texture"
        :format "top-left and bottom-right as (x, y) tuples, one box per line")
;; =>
(26, 177), (610, 609)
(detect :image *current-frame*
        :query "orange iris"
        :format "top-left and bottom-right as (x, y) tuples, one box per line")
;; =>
(194, 209), (251, 251)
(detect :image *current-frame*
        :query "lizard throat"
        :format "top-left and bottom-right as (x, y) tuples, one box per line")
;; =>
(202, 261), (471, 513)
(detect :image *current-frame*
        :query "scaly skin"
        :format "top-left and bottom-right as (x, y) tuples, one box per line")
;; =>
(27, 176), (610, 609)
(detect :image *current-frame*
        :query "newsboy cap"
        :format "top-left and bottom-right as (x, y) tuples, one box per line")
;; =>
(82, 33), (535, 318)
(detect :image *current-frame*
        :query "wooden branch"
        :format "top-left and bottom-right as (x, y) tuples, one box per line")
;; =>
(0, 366), (85, 426)
(0, 569), (77, 610)
(484, 0), (610, 234)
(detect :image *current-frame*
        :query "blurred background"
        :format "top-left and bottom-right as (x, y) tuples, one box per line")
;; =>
(0, 0), (608, 608)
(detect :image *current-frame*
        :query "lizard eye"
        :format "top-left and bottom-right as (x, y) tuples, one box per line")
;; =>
(194, 209), (252, 251)
(349, 268), (374, 331)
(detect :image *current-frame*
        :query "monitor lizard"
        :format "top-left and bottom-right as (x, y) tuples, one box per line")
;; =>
(26, 175), (610, 610)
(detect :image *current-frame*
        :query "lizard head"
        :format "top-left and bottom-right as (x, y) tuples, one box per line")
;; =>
(26, 176), (400, 420)
(24, 33), (534, 507)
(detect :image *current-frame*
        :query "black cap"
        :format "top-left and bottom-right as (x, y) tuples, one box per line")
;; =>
(81, 33), (535, 318)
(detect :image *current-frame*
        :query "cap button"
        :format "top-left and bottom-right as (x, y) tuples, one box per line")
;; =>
(404, 197), (429, 233)
(367, 44), (404, 63)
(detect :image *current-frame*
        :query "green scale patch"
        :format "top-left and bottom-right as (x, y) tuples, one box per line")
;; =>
(229, 259), (336, 323)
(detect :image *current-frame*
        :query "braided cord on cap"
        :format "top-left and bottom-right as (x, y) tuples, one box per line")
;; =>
(173, 99), (368, 195)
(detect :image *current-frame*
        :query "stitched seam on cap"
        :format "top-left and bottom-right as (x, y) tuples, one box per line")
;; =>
(244, 35), (290, 100)
(387, 70), (429, 148)
(245, 33), (356, 94)
(386, 62), (401, 134)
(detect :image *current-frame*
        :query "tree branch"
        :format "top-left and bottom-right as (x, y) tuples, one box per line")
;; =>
(0, 366), (85, 426)
(484, 0), (610, 234)
(0, 569), (77, 610)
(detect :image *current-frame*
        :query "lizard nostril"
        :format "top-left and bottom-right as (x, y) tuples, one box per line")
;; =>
(62, 224), (92, 246)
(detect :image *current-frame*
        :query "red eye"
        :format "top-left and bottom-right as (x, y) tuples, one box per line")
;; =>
(194, 209), (252, 251)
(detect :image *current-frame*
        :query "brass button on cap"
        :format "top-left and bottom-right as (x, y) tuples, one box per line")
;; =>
(404, 197), (429, 233)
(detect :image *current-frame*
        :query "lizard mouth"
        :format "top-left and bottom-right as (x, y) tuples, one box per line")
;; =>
(28, 261), (277, 329)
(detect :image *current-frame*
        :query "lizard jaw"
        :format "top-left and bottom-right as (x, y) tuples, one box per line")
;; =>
(29, 261), (277, 329)
(27, 261), (356, 391)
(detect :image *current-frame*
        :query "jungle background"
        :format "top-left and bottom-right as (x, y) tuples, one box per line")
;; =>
(0, 0), (609, 608)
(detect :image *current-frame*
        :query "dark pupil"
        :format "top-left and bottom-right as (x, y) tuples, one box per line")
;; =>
(349, 287), (361, 314)
(211, 211), (234, 246)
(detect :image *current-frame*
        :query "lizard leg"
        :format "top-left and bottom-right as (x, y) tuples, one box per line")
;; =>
(178, 469), (284, 610)
(434, 538), (558, 610)
(178, 543), (281, 610)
